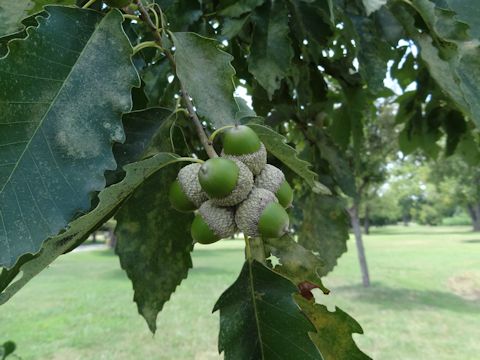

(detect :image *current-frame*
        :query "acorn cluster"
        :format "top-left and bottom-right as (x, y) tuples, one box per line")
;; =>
(169, 125), (294, 244)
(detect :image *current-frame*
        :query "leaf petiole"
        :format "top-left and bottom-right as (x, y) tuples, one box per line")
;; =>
(132, 41), (164, 54)
(81, 0), (97, 8)
(123, 14), (141, 21)
(208, 125), (236, 144)
(176, 157), (205, 164)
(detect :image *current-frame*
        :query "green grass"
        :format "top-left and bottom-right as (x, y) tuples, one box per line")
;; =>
(1, 225), (479, 359)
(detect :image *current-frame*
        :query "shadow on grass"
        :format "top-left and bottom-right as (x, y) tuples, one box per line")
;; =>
(462, 239), (480, 244)
(337, 282), (480, 314)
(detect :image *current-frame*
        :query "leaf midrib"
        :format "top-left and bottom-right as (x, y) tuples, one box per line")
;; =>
(248, 260), (266, 359)
(0, 9), (102, 196)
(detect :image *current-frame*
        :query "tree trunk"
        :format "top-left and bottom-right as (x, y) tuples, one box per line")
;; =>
(402, 214), (409, 226)
(349, 204), (371, 287)
(107, 229), (117, 249)
(467, 204), (480, 232)
(364, 205), (370, 235)
(91, 231), (97, 244)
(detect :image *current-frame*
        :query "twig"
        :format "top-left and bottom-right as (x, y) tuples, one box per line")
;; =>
(180, 86), (218, 158)
(135, 0), (218, 158)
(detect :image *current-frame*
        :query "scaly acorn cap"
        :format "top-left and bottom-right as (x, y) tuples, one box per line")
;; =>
(255, 164), (293, 208)
(198, 200), (236, 239)
(201, 158), (253, 207)
(222, 143), (267, 175)
(235, 187), (289, 237)
(177, 163), (208, 207)
(255, 164), (285, 193)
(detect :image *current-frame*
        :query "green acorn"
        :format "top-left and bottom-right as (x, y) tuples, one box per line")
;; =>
(191, 201), (236, 244)
(169, 180), (196, 212)
(169, 163), (208, 212)
(104, 0), (131, 8)
(198, 157), (253, 207)
(235, 188), (290, 238)
(255, 164), (293, 208)
(221, 125), (267, 175)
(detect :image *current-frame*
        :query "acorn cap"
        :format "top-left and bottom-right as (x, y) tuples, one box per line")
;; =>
(255, 164), (285, 193)
(178, 163), (208, 207)
(210, 159), (254, 207)
(255, 164), (293, 208)
(222, 143), (267, 175)
(198, 200), (236, 239)
(235, 188), (277, 237)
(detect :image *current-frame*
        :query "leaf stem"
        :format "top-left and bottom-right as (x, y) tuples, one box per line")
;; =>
(132, 41), (163, 54)
(123, 14), (140, 21)
(244, 234), (252, 262)
(244, 235), (267, 264)
(177, 157), (205, 164)
(134, 0), (218, 159)
(208, 125), (236, 144)
(81, 0), (97, 8)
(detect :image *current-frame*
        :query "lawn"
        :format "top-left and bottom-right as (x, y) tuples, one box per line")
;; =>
(1, 225), (479, 360)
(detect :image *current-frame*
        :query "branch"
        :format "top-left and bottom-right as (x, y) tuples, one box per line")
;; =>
(135, 0), (218, 158)
(180, 86), (218, 158)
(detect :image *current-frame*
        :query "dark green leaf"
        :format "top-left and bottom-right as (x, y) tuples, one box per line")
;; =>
(221, 15), (251, 39)
(288, 0), (333, 53)
(317, 134), (356, 197)
(142, 59), (173, 106)
(114, 108), (174, 168)
(248, 0), (293, 98)
(115, 164), (193, 333)
(106, 107), (174, 185)
(218, 0), (264, 17)
(249, 124), (330, 194)
(296, 194), (349, 276)
(264, 235), (329, 294)
(165, 0), (202, 31)
(295, 296), (371, 360)
(392, 1), (480, 128)
(0, 7), (139, 269)
(0, 153), (181, 304)
(214, 260), (321, 360)
(172, 32), (239, 127)
(349, 14), (391, 94)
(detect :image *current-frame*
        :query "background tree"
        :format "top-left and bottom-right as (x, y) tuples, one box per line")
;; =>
(429, 154), (480, 231)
